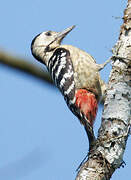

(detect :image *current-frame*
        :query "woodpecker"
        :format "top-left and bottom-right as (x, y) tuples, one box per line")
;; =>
(31, 25), (109, 147)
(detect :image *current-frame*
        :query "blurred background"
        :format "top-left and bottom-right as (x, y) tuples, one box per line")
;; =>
(0, 0), (130, 179)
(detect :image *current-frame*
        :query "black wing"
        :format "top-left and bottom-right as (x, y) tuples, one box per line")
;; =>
(48, 48), (95, 145)
(48, 48), (76, 106)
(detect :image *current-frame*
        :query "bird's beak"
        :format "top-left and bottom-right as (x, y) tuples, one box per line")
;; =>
(48, 25), (75, 47)
(57, 25), (75, 40)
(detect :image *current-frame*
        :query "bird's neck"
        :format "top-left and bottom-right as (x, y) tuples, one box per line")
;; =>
(44, 50), (55, 65)
(35, 46), (57, 66)
(43, 45), (71, 65)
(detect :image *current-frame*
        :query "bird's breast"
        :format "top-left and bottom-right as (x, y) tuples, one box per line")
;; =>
(60, 45), (102, 99)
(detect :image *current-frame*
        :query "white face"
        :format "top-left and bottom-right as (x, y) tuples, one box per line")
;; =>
(31, 31), (61, 64)
(31, 25), (75, 50)
(32, 31), (59, 48)
(31, 26), (75, 64)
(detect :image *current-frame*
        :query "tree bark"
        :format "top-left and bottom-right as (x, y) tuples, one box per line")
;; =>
(76, 1), (131, 180)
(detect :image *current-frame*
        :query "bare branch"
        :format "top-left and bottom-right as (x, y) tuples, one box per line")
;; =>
(0, 50), (53, 85)
(1, 49), (109, 105)
(76, 1), (131, 180)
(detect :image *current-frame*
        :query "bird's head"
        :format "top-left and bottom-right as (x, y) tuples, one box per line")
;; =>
(31, 25), (75, 65)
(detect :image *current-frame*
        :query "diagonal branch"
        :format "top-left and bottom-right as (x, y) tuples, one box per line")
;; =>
(0, 50), (107, 103)
(0, 50), (53, 85)
(76, 1), (131, 180)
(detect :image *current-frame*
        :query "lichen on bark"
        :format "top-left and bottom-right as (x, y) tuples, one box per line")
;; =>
(76, 1), (131, 179)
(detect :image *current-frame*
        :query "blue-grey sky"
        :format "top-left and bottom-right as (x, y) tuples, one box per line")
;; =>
(0, 0), (130, 180)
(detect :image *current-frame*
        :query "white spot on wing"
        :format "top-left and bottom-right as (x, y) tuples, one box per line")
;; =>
(64, 81), (75, 95)
(52, 55), (56, 61)
(51, 58), (59, 77)
(55, 57), (66, 78)
(69, 96), (76, 104)
(59, 66), (74, 88)
(48, 55), (56, 70)
(60, 52), (66, 57)
(60, 77), (66, 87)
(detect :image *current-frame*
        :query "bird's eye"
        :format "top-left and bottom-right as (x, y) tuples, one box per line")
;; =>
(45, 31), (52, 36)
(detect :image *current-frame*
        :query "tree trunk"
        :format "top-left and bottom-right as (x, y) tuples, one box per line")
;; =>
(76, 1), (131, 180)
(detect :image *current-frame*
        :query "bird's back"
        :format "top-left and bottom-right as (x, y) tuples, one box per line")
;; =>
(59, 45), (102, 100)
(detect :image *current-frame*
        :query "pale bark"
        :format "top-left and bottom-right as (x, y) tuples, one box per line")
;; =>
(76, 1), (131, 180)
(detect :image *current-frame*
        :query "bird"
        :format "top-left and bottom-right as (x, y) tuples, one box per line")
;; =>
(31, 25), (110, 148)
